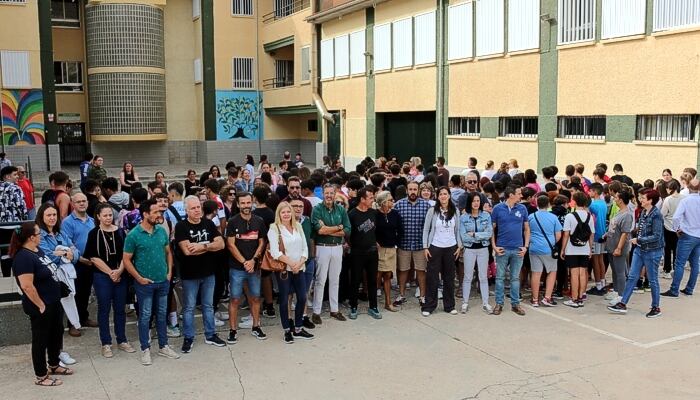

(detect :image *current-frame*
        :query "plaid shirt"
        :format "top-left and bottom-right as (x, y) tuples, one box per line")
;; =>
(0, 181), (27, 222)
(394, 198), (431, 251)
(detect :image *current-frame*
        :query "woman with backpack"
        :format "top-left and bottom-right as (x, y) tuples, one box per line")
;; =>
(560, 192), (595, 308)
(83, 203), (135, 358)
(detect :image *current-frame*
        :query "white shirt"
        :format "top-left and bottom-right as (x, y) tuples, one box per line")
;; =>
(563, 210), (596, 256)
(431, 214), (457, 248)
(268, 223), (308, 271)
(305, 196), (322, 208)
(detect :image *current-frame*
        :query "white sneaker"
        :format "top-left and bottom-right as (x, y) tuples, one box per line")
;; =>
(662, 272), (673, 280)
(141, 349), (152, 366)
(157, 345), (180, 359)
(461, 303), (468, 313)
(415, 287), (421, 298)
(438, 288), (443, 300)
(215, 318), (225, 327)
(604, 290), (618, 301)
(449, 309), (458, 315)
(482, 304), (493, 314)
(609, 296), (622, 306)
(215, 311), (229, 321)
(59, 351), (76, 365)
(377, 289), (382, 297)
(238, 315), (253, 329)
(421, 311), (430, 317)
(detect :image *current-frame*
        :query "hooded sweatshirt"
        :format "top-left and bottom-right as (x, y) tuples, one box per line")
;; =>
(108, 192), (131, 225)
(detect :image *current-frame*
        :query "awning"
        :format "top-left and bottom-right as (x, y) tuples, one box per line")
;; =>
(263, 36), (294, 53)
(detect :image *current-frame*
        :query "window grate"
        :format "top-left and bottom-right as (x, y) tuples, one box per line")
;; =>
(558, 0), (596, 44)
(636, 115), (699, 142)
(448, 117), (480, 136)
(558, 116), (606, 139)
(274, 60), (294, 87)
(232, 0), (253, 16)
(232, 57), (255, 89)
(499, 117), (538, 138)
(653, 0), (700, 32)
(54, 61), (84, 91)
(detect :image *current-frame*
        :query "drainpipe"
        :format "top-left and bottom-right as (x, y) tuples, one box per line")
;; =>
(310, 0), (333, 125)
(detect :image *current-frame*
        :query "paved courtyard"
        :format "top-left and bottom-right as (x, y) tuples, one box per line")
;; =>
(2, 278), (700, 400)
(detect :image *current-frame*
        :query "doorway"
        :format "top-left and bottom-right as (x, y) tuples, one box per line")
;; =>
(57, 123), (87, 165)
(382, 112), (436, 164)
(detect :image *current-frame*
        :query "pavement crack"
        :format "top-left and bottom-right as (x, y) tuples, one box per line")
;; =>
(227, 347), (246, 400)
(83, 344), (111, 400)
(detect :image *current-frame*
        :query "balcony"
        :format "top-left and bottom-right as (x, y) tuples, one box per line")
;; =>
(263, 76), (294, 89)
(263, 0), (310, 24)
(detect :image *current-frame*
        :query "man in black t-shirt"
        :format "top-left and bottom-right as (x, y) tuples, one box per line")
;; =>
(175, 196), (226, 353)
(347, 187), (382, 320)
(225, 193), (267, 343)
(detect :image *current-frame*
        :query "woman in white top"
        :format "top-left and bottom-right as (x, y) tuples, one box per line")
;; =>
(421, 187), (463, 317)
(560, 192), (596, 308)
(268, 201), (314, 343)
(481, 160), (496, 181)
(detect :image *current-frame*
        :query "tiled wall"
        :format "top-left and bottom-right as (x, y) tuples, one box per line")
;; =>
(4, 144), (61, 172)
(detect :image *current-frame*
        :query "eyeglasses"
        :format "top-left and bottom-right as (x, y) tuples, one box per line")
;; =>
(466, 180), (478, 184)
(74, 200), (87, 204)
(289, 186), (301, 190)
(291, 205), (304, 208)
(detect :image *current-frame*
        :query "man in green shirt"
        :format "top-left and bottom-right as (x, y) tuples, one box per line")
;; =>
(124, 198), (180, 365)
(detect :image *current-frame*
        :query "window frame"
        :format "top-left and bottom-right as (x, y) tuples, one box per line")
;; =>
(557, 115), (607, 140)
(232, 57), (255, 89)
(448, 117), (481, 137)
(300, 45), (311, 83)
(51, 0), (81, 28)
(193, 0), (201, 19)
(54, 60), (84, 92)
(558, 0), (596, 45)
(499, 117), (539, 138)
(636, 115), (700, 142)
(231, 0), (253, 17)
(1, 50), (32, 89)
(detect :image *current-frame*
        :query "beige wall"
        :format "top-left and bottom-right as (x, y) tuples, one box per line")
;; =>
(56, 93), (88, 122)
(264, 114), (317, 140)
(375, 0), (434, 23)
(0, 1), (42, 88)
(447, 137), (539, 172)
(264, 86), (312, 109)
(375, 67), (436, 112)
(164, 0), (202, 140)
(558, 31), (700, 115)
(449, 53), (540, 117)
(323, 75), (367, 157)
(214, 1), (258, 90)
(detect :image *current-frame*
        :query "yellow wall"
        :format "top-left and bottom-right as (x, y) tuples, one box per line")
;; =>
(558, 31), (700, 115)
(449, 53), (540, 117)
(163, 0), (202, 140)
(375, 67), (436, 112)
(324, 76), (367, 157)
(264, 86), (312, 109)
(264, 114), (317, 140)
(0, 1), (42, 88)
(56, 93), (88, 122)
(53, 13), (88, 125)
(447, 137), (539, 171)
(214, 1), (257, 90)
(375, 0), (434, 23)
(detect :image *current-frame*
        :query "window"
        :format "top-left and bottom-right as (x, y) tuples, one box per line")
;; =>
(274, 60), (293, 87)
(508, 0), (539, 52)
(448, 2), (473, 60)
(1, 50), (31, 88)
(320, 39), (334, 79)
(499, 117), (538, 137)
(307, 119), (318, 132)
(558, 0), (596, 44)
(601, 0), (645, 38)
(653, 0), (700, 32)
(193, 58), (202, 84)
(448, 117), (480, 136)
(636, 115), (699, 142)
(349, 30), (366, 75)
(476, 0), (504, 56)
(192, 0), (201, 19)
(414, 11), (436, 65)
(392, 18), (412, 68)
(232, 57), (254, 89)
(300, 46), (310, 82)
(51, 0), (80, 27)
(558, 116), (606, 139)
(53, 61), (83, 91)
(373, 23), (391, 71)
(334, 35), (349, 77)
(0, 0), (28, 3)
(232, 0), (253, 16)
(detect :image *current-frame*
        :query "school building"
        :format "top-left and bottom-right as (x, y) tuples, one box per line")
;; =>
(0, 0), (698, 180)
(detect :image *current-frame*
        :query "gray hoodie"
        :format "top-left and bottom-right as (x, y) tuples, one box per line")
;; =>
(108, 192), (130, 224)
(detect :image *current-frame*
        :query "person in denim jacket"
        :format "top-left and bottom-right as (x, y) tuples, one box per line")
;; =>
(458, 192), (493, 314)
(608, 189), (665, 318)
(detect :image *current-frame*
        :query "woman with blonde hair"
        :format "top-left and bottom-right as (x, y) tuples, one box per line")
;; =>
(419, 182), (436, 206)
(268, 201), (314, 343)
(508, 159), (520, 177)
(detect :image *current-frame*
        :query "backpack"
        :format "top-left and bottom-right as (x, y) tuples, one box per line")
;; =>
(570, 212), (592, 247)
(41, 189), (65, 205)
(108, 201), (130, 230)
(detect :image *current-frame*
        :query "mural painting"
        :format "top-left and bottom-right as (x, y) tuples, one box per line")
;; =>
(215, 90), (263, 141)
(1, 89), (45, 145)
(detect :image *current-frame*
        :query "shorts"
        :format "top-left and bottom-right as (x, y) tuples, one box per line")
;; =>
(565, 255), (590, 269)
(229, 268), (261, 299)
(592, 242), (607, 255)
(378, 247), (397, 273)
(529, 254), (557, 273)
(397, 249), (427, 272)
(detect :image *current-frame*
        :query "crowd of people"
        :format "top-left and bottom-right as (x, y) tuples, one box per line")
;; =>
(2, 150), (700, 387)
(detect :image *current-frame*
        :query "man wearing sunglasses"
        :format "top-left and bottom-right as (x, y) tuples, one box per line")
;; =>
(283, 176), (312, 217)
(457, 171), (490, 214)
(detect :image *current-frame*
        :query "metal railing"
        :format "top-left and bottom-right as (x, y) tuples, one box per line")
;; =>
(0, 220), (34, 303)
(262, 0), (310, 23)
(262, 76), (294, 89)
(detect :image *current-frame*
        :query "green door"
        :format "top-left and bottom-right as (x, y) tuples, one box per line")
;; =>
(327, 112), (341, 160)
(383, 112), (436, 164)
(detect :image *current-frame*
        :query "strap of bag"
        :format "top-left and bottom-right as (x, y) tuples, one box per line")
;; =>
(168, 205), (183, 222)
(533, 213), (554, 251)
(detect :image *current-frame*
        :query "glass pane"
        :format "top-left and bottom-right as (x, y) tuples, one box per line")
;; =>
(53, 62), (63, 84)
(51, 0), (64, 19)
(64, 0), (80, 21)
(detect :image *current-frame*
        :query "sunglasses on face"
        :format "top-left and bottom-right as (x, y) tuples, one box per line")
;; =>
(335, 201), (345, 206)
(466, 180), (478, 184)
(289, 186), (300, 190)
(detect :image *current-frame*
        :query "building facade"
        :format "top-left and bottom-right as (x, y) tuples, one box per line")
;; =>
(0, 0), (698, 180)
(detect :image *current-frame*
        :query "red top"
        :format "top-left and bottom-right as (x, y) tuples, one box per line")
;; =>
(16, 178), (35, 209)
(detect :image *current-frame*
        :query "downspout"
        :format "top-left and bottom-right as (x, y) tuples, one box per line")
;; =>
(310, 0), (334, 125)
(256, 0), (263, 157)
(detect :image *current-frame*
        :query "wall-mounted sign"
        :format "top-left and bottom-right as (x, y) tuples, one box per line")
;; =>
(58, 113), (81, 123)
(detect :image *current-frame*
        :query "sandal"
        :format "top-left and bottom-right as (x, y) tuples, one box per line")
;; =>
(35, 375), (62, 386)
(48, 365), (74, 375)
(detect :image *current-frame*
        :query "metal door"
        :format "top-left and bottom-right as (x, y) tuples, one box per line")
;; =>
(57, 123), (87, 165)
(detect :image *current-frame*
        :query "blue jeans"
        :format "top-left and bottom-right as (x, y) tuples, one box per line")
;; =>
(135, 280), (170, 351)
(304, 258), (316, 294)
(229, 268), (261, 299)
(670, 233), (700, 295)
(93, 272), (128, 345)
(276, 271), (307, 330)
(182, 275), (216, 340)
(622, 247), (662, 307)
(495, 249), (524, 306)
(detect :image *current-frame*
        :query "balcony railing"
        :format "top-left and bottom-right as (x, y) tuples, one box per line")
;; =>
(263, 0), (310, 23)
(263, 76), (294, 89)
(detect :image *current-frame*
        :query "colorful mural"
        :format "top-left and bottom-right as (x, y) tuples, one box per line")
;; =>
(1, 89), (45, 145)
(215, 91), (263, 141)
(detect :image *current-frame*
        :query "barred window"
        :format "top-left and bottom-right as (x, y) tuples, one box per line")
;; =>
(232, 0), (253, 16)
(54, 61), (83, 91)
(636, 115), (699, 142)
(499, 117), (538, 138)
(51, 0), (80, 28)
(558, 116), (606, 139)
(233, 57), (255, 89)
(448, 117), (480, 136)
(0, 0), (28, 3)
(558, 0), (596, 44)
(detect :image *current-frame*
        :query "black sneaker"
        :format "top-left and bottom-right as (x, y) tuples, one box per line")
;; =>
(680, 288), (693, 296)
(292, 328), (315, 340)
(227, 329), (238, 344)
(552, 291), (565, 300)
(302, 316), (315, 330)
(284, 331), (294, 344)
(181, 337), (193, 353)
(262, 305), (276, 318)
(646, 307), (662, 318)
(607, 302), (627, 314)
(205, 334), (226, 347)
(660, 290), (679, 298)
(251, 326), (267, 340)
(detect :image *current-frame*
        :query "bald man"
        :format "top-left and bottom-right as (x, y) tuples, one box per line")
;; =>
(663, 179), (700, 298)
(61, 192), (98, 333)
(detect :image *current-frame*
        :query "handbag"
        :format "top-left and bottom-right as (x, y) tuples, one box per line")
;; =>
(533, 213), (560, 259)
(260, 224), (287, 273)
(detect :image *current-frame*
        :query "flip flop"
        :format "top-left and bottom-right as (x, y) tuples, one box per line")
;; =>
(48, 365), (74, 376)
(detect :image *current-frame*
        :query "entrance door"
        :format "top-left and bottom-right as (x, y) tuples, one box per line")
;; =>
(57, 123), (87, 165)
(327, 111), (341, 161)
(383, 112), (436, 164)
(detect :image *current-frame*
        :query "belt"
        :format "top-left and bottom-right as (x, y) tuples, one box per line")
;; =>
(316, 242), (342, 247)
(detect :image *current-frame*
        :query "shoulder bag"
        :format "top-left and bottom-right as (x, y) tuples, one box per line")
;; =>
(533, 213), (560, 259)
(260, 224), (287, 274)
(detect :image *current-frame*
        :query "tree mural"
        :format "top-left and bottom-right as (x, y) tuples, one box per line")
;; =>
(216, 93), (262, 140)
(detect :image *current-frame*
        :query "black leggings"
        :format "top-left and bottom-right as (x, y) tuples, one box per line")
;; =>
(29, 302), (64, 377)
(664, 228), (678, 273)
